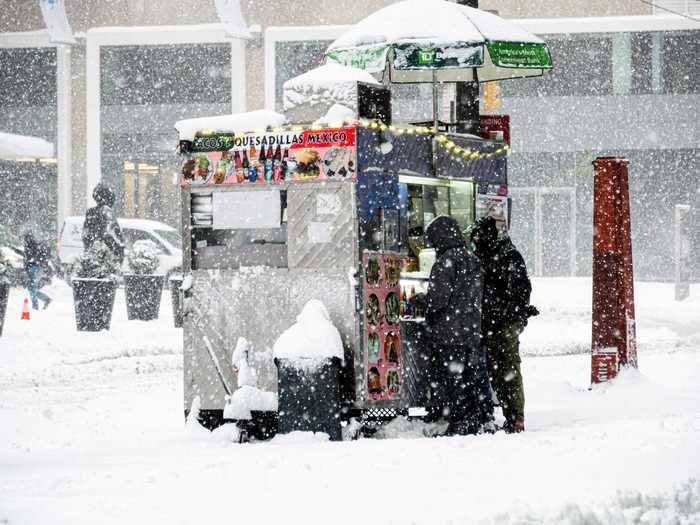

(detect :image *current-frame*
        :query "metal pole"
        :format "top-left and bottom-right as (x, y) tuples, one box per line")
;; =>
(456, 0), (480, 134)
(432, 69), (439, 131)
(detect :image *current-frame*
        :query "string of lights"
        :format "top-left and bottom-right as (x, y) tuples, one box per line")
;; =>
(195, 119), (511, 161)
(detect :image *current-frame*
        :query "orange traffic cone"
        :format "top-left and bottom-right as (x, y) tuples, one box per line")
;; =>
(21, 298), (30, 320)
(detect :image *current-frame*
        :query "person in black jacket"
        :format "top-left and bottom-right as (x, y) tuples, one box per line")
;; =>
(470, 216), (537, 433)
(82, 183), (125, 263)
(420, 215), (493, 435)
(22, 232), (52, 310)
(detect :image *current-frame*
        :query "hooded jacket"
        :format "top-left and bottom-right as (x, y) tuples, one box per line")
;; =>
(424, 216), (483, 347)
(471, 216), (532, 330)
(82, 183), (125, 262)
(22, 232), (50, 271)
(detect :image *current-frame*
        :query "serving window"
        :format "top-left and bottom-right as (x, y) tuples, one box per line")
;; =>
(399, 175), (475, 260)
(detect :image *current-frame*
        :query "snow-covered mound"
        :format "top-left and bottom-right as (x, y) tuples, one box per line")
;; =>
(223, 385), (277, 420)
(312, 103), (357, 128)
(327, 0), (544, 51)
(283, 63), (378, 112)
(175, 110), (287, 141)
(273, 299), (344, 366)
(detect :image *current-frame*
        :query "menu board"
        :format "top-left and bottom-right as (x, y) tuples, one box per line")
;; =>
(180, 127), (356, 186)
(362, 251), (402, 402)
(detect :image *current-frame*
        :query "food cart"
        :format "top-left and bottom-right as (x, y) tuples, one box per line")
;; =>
(176, 106), (509, 435)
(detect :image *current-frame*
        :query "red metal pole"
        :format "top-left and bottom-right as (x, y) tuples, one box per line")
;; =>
(591, 157), (637, 384)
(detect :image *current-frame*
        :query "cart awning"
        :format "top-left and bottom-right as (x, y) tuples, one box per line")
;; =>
(0, 131), (54, 161)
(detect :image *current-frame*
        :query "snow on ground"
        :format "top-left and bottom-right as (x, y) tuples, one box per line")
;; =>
(0, 278), (699, 524)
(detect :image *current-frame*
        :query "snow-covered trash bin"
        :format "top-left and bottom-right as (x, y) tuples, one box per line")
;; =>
(273, 300), (345, 441)
(168, 273), (184, 327)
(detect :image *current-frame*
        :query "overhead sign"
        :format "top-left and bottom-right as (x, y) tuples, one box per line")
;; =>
(39, 0), (75, 45)
(180, 128), (357, 186)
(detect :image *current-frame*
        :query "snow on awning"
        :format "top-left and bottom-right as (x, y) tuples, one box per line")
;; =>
(175, 110), (287, 141)
(0, 131), (55, 161)
(283, 63), (379, 111)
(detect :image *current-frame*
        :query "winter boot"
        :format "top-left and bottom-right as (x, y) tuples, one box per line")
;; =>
(504, 417), (525, 434)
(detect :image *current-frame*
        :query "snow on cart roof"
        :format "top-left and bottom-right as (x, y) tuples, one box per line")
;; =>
(175, 110), (288, 141)
(326, 0), (544, 51)
(283, 63), (378, 111)
(0, 131), (54, 161)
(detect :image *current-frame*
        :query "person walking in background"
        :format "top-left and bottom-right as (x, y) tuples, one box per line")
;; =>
(470, 216), (538, 433)
(414, 215), (493, 435)
(22, 232), (52, 310)
(82, 183), (125, 263)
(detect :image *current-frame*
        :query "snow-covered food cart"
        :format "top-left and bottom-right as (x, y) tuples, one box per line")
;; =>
(175, 104), (509, 437)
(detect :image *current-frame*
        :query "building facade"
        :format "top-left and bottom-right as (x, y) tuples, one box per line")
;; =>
(1, 1), (698, 280)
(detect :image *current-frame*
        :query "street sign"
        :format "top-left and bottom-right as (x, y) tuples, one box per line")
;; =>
(479, 114), (510, 143)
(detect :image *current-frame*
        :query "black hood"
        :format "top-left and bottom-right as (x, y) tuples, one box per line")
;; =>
(426, 215), (466, 255)
(470, 215), (499, 256)
(92, 183), (115, 207)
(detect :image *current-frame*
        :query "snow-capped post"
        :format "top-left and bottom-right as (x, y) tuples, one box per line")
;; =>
(674, 204), (691, 301)
(455, 0), (480, 135)
(224, 337), (277, 441)
(273, 300), (344, 441)
(591, 157), (637, 384)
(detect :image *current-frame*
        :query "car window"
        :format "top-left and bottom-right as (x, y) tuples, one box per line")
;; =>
(122, 228), (153, 249)
(147, 234), (168, 255)
(154, 229), (181, 249)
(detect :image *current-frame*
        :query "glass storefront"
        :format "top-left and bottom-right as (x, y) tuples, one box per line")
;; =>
(0, 47), (57, 240)
(100, 43), (233, 227)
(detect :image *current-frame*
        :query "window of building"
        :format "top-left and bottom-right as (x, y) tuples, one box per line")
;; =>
(504, 34), (613, 98)
(661, 31), (700, 94)
(99, 43), (232, 226)
(274, 40), (333, 112)
(652, 0), (700, 16)
(0, 47), (58, 239)
(101, 44), (232, 106)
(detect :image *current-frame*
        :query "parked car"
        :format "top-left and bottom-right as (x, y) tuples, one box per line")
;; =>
(57, 216), (182, 280)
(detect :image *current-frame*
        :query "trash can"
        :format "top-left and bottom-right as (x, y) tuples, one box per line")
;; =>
(275, 356), (342, 441)
(401, 319), (431, 408)
(169, 275), (183, 328)
(124, 274), (164, 321)
(72, 278), (117, 331)
(0, 283), (8, 337)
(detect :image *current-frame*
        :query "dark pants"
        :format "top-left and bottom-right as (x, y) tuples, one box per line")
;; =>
(429, 343), (493, 430)
(483, 321), (525, 427)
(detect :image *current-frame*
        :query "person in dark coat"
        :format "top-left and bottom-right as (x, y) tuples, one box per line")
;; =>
(419, 215), (493, 435)
(22, 232), (52, 310)
(82, 183), (124, 263)
(470, 216), (537, 433)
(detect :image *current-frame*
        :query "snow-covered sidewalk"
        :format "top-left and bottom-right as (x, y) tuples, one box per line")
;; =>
(0, 279), (698, 524)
